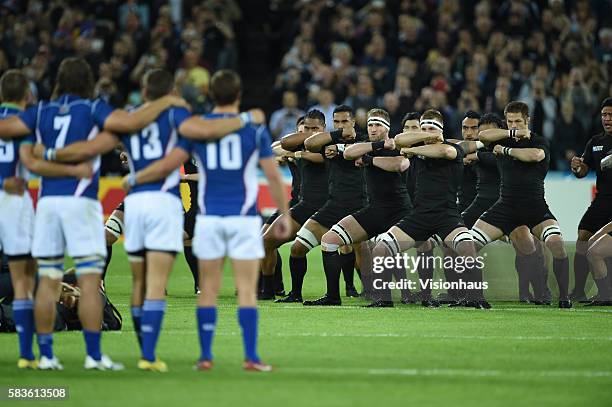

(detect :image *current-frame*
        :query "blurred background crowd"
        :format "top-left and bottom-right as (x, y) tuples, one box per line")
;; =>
(0, 0), (610, 172)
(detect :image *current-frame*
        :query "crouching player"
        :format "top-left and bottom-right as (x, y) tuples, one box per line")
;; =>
(128, 70), (290, 371)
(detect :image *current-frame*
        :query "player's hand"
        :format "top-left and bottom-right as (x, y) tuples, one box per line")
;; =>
(275, 156), (286, 164)
(72, 162), (93, 179)
(32, 143), (45, 159)
(274, 215), (292, 240)
(463, 153), (478, 165)
(165, 95), (191, 110)
(341, 127), (357, 141)
(426, 133), (443, 144)
(493, 145), (504, 155)
(355, 157), (364, 167)
(601, 154), (612, 171)
(570, 155), (584, 173)
(383, 138), (396, 150)
(2, 176), (25, 196)
(119, 151), (129, 165)
(400, 147), (414, 158)
(515, 129), (531, 140)
(325, 145), (338, 159)
(248, 109), (266, 125)
(294, 151), (303, 160)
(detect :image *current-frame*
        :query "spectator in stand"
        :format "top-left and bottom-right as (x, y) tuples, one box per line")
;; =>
(269, 91), (305, 140)
(553, 99), (584, 171)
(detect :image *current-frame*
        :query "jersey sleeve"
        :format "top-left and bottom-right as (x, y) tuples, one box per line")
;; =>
(476, 150), (497, 168)
(18, 105), (39, 133)
(175, 134), (192, 154)
(171, 107), (191, 129)
(92, 99), (114, 128)
(257, 125), (274, 159)
(531, 135), (550, 158)
(582, 137), (594, 167)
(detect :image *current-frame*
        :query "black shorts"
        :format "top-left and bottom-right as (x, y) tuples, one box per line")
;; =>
(290, 200), (322, 226)
(479, 198), (556, 236)
(264, 210), (281, 226)
(114, 201), (125, 213)
(311, 200), (364, 229)
(462, 196), (498, 229)
(578, 197), (612, 234)
(396, 212), (465, 243)
(352, 205), (410, 237)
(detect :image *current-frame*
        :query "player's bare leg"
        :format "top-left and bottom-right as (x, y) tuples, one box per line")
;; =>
(128, 256), (146, 348)
(585, 223), (612, 306)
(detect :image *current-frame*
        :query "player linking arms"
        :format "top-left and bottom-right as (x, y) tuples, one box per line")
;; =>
(125, 70), (290, 371)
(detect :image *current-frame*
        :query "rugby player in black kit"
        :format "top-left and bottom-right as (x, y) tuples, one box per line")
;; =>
(275, 105), (366, 303)
(473, 101), (572, 309)
(380, 109), (489, 309)
(304, 109), (411, 306)
(570, 97), (612, 303)
(260, 110), (328, 300)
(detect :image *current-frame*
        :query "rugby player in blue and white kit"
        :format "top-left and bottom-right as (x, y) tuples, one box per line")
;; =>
(128, 69), (290, 372)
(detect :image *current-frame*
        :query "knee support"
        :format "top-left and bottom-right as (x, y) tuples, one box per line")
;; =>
(377, 232), (401, 256)
(427, 234), (443, 248)
(330, 224), (354, 246)
(105, 213), (124, 239)
(37, 257), (64, 280)
(540, 224), (562, 243)
(74, 255), (105, 275)
(452, 231), (474, 252)
(296, 227), (320, 252)
(470, 226), (493, 247)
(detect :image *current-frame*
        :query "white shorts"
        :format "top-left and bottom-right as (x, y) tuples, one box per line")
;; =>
(193, 215), (264, 260)
(32, 196), (106, 259)
(124, 192), (184, 254)
(0, 191), (34, 257)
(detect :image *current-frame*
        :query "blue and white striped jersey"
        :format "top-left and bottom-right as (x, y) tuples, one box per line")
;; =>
(0, 104), (32, 180)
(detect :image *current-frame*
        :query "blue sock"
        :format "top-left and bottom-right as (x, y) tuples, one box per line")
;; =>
(83, 329), (101, 361)
(13, 299), (35, 360)
(37, 333), (53, 359)
(131, 306), (143, 348)
(196, 307), (217, 361)
(238, 307), (259, 362)
(141, 300), (166, 362)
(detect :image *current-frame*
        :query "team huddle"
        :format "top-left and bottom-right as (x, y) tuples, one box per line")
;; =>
(1, 55), (611, 372)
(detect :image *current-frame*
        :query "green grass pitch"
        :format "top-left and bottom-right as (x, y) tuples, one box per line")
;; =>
(1, 244), (611, 407)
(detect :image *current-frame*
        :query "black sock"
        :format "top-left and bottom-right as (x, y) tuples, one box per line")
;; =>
(553, 257), (570, 300)
(443, 262), (461, 300)
(102, 245), (113, 281)
(274, 251), (285, 292)
(376, 266), (393, 302)
(573, 252), (589, 295)
(340, 251), (356, 287)
(515, 252), (532, 299)
(289, 255), (307, 296)
(184, 246), (199, 289)
(262, 274), (275, 296)
(417, 250), (434, 300)
(391, 264), (409, 299)
(594, 276), (611, 300)
(469, 265), (485, 301)
(537, 245), (552, 298)
(322, 251), (341, 300)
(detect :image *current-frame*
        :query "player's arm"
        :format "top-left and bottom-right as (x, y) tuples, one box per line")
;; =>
(344, 138), (395, 160)
(294, 150), (324, 163)
(104, 95), (190, 133)
(479, 128), (529, 144)
(363, 155), (410, 172)
(304, 131), (333, 152)
(394, 131), (439, 147)
(456, 140), (485, 154)
(401, 144), (458, 160)
(124, 147), (190, 190)
(19, 143), (92, 178)
(178, 109), (265, 140)
(280, 132), (311, 152)
(260, 157), (289, 215)
(34, 131), (120, 163)
(0, 116), (32, 139)
(272, 141), (293, 158)
(180, 172), (199, 182)
(492, 145), (545, 162)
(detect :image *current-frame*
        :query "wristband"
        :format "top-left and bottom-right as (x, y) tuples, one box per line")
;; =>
(330, 130), (343, 144)
(371, 140), (385, 151)
(362, 154), (374, 166)
(44, 148), (57, 161)
(502, 147), (513, 156)
(0, 175), (4, 190)
(239, 111), (252, 126)
(475, 141), (485, 150)
(509, 129), (517, 139)
(337, 144), (346, 153)
(128, 172), (137, 187)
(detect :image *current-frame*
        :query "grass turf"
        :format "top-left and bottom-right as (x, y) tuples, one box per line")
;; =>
(1, 243), (612, 407)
